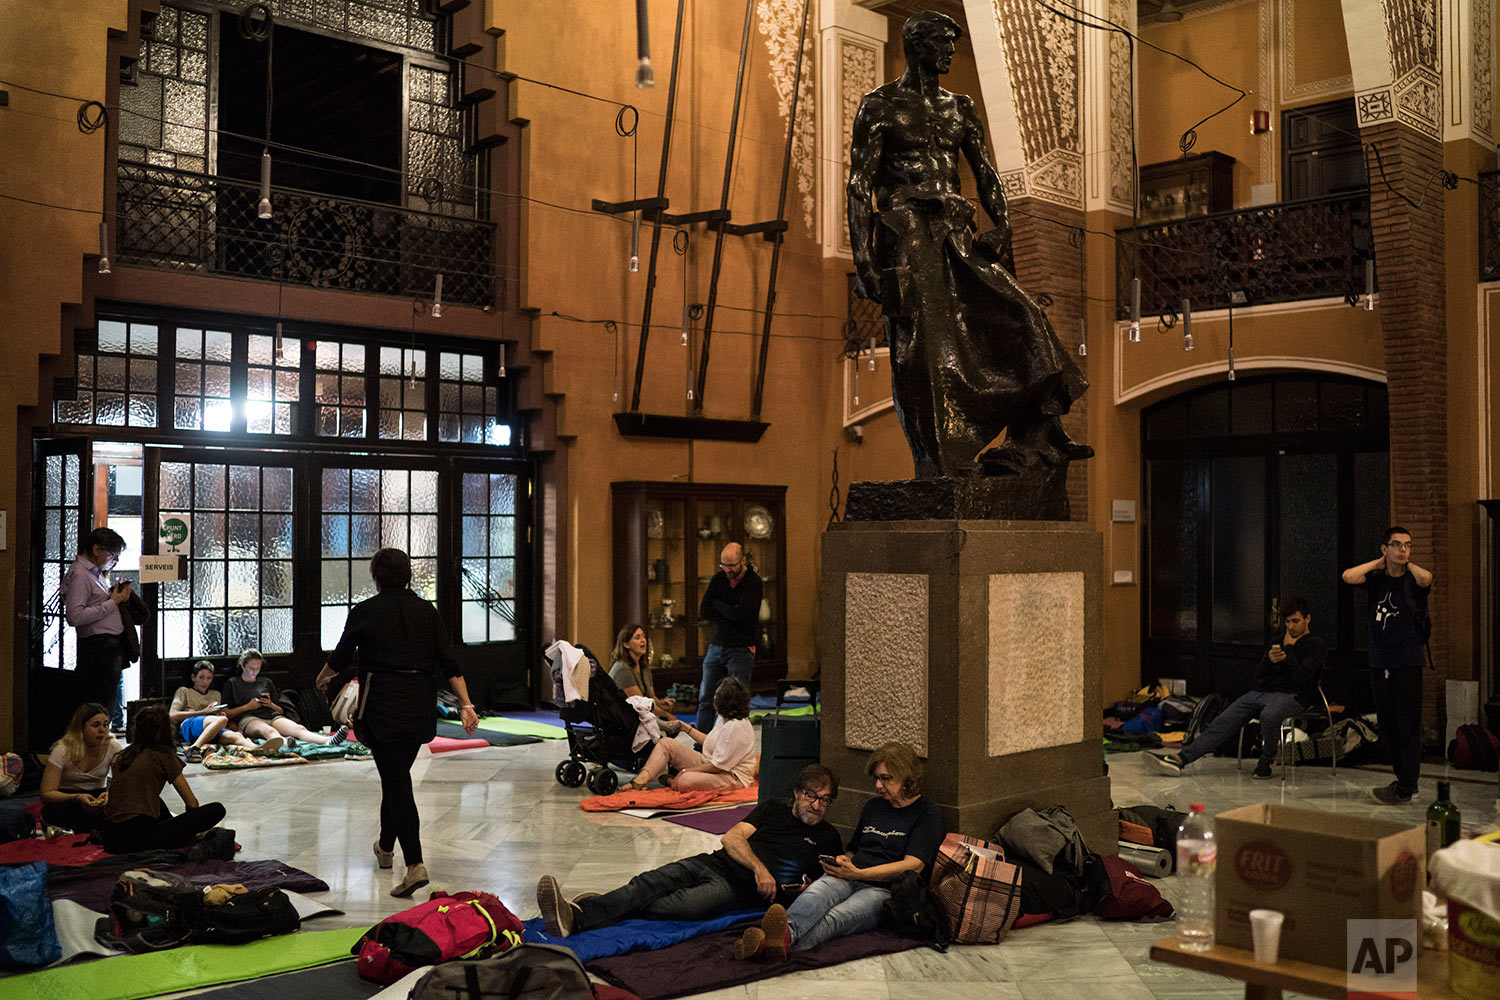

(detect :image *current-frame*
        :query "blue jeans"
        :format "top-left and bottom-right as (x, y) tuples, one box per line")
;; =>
(697, 644), (754, 735)
(1180, 689), (1306, 765)
(785, 874), (890, 952)
(575, 857), (746, 931)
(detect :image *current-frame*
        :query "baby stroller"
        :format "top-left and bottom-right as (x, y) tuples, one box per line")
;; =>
(546, 642), (649, 795)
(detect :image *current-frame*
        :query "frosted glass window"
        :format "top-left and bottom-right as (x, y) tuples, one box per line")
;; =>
(458, 472), (517, 643)
(37, 451), (84, 670)
(55, 321), (161, 428)
(246, 333), (302, 435)
(157, 461), (296, 660)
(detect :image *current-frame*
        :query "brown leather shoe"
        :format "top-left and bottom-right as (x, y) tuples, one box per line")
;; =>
(733, 927), (766, 960)
(761, 904), (789, 961)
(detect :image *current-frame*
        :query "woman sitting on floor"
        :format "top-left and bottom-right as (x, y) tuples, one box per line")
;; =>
(223, 649), (346, 748)
(735, 741), (944, 961)
(169, 660), (267, 763)
(100, 705), (226, 854)
(609, 624), (681, 735)
(39, 702), (119, 833)
(622, 676), (755, 792)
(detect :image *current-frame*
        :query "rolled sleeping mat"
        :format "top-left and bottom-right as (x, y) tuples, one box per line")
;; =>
(1118, 840), (1173, 878)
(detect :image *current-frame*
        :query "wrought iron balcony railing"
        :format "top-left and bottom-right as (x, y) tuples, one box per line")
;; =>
(1115, 193), (1373, 319)
(116, 163), (495, 307)
(1479, 170), (1500, 282)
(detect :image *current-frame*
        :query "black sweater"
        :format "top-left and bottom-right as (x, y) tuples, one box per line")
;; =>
(1250, 633), (1327, 705)
(698, 570), (763, 647)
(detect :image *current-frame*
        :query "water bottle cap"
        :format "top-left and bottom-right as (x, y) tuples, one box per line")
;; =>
(1190, 803), (1205, 812)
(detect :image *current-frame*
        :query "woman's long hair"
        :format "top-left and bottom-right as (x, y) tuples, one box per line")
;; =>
(55, 702), (110, 765)
(610, 624), (653, 671)
(114, 704), (174, 774)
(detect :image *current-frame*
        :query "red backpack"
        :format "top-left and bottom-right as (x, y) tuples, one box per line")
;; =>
(353, 890), (525, 985)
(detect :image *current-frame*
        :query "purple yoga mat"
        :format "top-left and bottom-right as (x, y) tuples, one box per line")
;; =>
(48, 857), (330, 913)
(589, 926), (920, 999)
(663, 803), (757, 835)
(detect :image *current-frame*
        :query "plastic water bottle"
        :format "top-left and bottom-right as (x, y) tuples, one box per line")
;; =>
(1175, 803), (1216, 952)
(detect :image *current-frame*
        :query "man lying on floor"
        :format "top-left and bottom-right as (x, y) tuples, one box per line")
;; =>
(536, 763), (842, 936)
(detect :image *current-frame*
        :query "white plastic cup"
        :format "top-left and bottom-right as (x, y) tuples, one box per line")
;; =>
(1249, 908), (1284, 964)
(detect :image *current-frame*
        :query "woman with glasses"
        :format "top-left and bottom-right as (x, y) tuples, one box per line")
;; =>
(621, 676), (754, 792)
(735, 741), (944, 961)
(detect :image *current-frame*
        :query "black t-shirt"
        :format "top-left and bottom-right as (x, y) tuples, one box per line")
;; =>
(1250, 634), (1327, 703)
(1362, 570), (1430, 670)
(700, 800), (841, 897)
(847, 795), (945, 872)
(223, 675), (282, 721)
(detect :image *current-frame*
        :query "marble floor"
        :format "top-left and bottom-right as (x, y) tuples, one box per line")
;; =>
(163, 734), (1499, 1000)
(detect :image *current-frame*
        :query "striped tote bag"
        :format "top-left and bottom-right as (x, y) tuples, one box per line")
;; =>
(928, 832), (1023, 945)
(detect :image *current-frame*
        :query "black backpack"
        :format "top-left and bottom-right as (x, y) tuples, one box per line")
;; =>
(408, 943), (593, 1000)
(95, 869), (203, 953)
(1182, 693), (1226, 748)
(881, 869), (950, 952)
(194, 887), (301, 944)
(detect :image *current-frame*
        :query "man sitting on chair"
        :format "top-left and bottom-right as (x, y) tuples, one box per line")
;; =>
(1152, 597), (1327, 779)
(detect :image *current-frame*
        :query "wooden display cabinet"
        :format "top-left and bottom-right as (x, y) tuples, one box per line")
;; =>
(1138, 151), (1235, 224)
(611, 482), (788, 695)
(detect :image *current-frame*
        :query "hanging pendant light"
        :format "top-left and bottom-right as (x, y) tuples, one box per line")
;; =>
(1181, 298), (1194, 351)
(431, 273), (444, 318)
(97, 220), (111, 275)
(258, 150), (273, 219)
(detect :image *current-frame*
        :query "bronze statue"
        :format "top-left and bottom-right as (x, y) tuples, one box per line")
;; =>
(848, 11), (1090, 481)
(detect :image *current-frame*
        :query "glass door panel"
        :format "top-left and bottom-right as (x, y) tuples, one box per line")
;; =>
(1277, 452), (1338, 627)
(33, 441), (90, 671)
(459, 472), (518, 643)
(647, 498), (688, 669)
(318, 464), (438, 650)
(1210, 456), (1269, 645)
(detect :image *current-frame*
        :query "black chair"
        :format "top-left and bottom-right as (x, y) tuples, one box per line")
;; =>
(1236, 686), (1337, 779)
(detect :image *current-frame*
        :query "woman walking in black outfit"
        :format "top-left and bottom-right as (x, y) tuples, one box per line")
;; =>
(317, 548), (478, 897)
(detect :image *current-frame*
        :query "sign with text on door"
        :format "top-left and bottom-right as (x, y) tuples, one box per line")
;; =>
(158, 513), (191, 555)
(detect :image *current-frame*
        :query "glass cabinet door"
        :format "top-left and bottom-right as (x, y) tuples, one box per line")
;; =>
(693, 497), (736, 661)
(645, 497), (687, 671)
(741, 499), (779, 660)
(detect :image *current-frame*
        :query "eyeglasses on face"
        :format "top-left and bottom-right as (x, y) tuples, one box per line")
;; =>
(797, 788), (835, 806)
(872, 771), (898, 785)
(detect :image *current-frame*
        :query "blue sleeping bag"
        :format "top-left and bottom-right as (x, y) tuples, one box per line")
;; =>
(522, 908), (761, 963)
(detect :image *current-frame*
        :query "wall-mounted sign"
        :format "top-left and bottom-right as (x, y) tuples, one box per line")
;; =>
(139, 555), (186, 583)
(159, 513), (191, 555)
(1111, 500), (1137, 523)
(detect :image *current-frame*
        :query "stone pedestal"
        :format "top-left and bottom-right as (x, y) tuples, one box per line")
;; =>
(819, 518), (1114, 854)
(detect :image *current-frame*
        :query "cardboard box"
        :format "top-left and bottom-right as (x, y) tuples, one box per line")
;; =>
(1214, 803), (1424, 970)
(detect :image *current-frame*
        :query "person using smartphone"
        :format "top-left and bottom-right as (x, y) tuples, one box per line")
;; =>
(61, 527), (133, 726)
(169, 660), (263, 763)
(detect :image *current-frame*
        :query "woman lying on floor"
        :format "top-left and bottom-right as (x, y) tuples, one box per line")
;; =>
(100, 704), (227, 854)
(735, 741), (945, 961)
(169, 660), (265, 763)
(39, 702), (119, 833)
(622, 676), (755, 793)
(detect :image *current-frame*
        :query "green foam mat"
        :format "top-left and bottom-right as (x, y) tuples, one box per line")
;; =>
(749, 705), (817, 722)
(475, 716), (567, 739)
(10, 926), (365, 1000)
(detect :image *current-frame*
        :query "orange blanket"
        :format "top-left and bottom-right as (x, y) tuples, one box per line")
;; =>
(580, 785), (759, 812)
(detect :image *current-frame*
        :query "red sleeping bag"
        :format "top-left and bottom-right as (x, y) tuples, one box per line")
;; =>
(353, 890), (525, 984)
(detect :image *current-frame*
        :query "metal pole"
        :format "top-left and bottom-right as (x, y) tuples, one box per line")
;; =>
(750, 0), (810, 422)
(628, 0), (687, 413)
(692, 0), (757, 415)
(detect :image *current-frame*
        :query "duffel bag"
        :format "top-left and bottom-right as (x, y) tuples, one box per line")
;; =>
(353, 890), (525, 985)
(194, 886), (301, 944)
(408, 943), (592, 1000)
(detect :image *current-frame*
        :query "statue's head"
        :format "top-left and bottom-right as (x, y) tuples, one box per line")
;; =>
(901, 11), (962, 71)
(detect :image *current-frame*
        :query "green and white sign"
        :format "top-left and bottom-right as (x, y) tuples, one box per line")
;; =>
(159, 514), (192, 554)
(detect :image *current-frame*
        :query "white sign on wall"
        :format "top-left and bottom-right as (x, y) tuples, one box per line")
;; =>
(139, 555), (186, 583)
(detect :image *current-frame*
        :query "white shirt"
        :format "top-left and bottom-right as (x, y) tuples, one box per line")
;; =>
(702, 717), (756, 787)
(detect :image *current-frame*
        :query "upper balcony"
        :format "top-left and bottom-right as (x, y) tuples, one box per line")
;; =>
(116, 163), (495, 307)
(1115, 193), (1374, 319)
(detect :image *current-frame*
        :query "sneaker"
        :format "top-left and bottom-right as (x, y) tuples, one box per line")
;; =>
(184, 746), (204, 764)
(536, 875), (575, 937)
(391, 863), (430, 898)
(250, 736), (285, 757)
(1371, 783), (1414, 805)
(330, 724), (349, 745)
(373, 841), (394, 870)
(1251, 759), (1274, 780)
(1150, 752), (1184, 776)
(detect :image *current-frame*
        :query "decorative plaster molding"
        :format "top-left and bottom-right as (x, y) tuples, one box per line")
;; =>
(1385, 0), (1440, 78)
(758, 0), (818, 237)
(1258, 0), (1275, 199)
(1395, 65), (1443, 137)
(1474, 0), (1496, 141)
(1281, 0), (1354, 102)
(1107, 0), (1134, 209)
(820, 24), (882, 257)
(1357, 86), (1397, 125)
